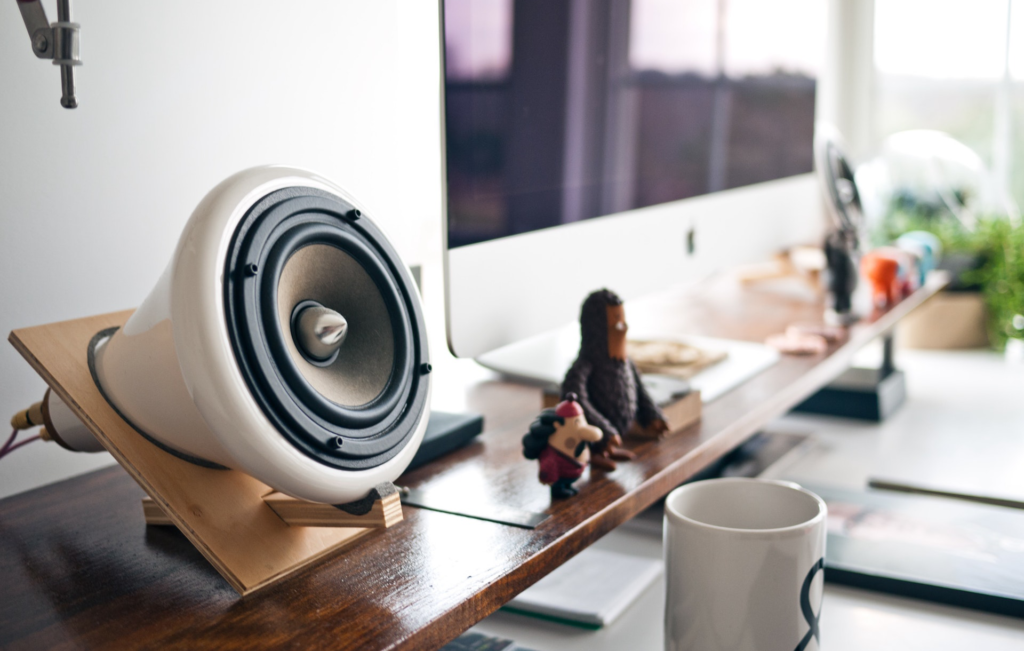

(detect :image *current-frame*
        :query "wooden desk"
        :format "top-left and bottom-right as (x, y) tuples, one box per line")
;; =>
(0, 275), (945, 651)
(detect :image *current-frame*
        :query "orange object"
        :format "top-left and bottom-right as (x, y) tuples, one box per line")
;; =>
(861, 252), (900, 308)
(874, 246), (920, 297)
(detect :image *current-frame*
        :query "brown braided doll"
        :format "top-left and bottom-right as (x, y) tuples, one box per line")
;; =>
(562, 289), (667, 471)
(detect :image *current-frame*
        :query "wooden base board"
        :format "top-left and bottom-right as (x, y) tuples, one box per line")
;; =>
(542, 388), (702, 439)
(8, 311), (402, 596)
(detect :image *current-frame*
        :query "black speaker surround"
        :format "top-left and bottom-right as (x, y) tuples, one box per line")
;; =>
(224, 187), (430, 471)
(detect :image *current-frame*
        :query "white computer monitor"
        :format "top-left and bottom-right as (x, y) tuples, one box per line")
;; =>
(441, 0), (829, 375)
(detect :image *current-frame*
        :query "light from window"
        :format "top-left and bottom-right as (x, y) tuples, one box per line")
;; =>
(444, 0), (513, 82)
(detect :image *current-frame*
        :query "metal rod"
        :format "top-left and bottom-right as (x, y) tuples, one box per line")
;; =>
(880, 332), (895, 377)
(868, 478), (1024, 511)
(59, 64), (76, 109)
(16, 0), (79, 107)
(55, 0), (78, 109)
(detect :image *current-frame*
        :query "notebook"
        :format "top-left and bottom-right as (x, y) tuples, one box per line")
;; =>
(810, 484), (1024, 618)
(502, 548), (663, 629)
(441, 632), (536, 651)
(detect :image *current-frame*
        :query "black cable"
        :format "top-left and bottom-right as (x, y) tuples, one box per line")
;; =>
(86, 327), (227, 470)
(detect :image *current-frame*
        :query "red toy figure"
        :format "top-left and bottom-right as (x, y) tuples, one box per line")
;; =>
(861, 251), (901, 308)
(522, 393), (603, 499)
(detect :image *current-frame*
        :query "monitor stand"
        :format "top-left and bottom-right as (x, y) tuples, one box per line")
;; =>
(792, 332), (907, 421)
(475, 323), (780, 405)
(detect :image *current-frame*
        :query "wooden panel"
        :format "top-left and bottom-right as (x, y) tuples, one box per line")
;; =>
(8, 312), (377, 595)
(0, 274), (947, 650)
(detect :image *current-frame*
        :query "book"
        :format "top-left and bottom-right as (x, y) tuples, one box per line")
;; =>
(810, 484), (1024, 618)
(502, 548), (663, 629)
(441, 632), (536, 651)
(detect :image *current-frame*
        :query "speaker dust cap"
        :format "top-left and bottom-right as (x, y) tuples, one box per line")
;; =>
(224, 187), (429, 471)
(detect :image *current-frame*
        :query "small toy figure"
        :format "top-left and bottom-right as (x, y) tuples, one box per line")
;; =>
(522, 394), (603, 499)
(897, 231), (942, 286)
(824, 230), (858, 321)
(861, 251), (901, 308)
(876, 245), (920, 297)
(816, 127), (865, 325)
(562, 289), (667, 472)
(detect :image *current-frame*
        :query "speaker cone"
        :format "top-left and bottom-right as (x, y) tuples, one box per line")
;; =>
(280, 247), (392, 400)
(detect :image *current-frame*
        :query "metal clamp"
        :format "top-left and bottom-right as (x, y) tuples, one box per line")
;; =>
(16, 0), (82, 108)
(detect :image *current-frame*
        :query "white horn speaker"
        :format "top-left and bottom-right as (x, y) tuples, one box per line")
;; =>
(74, 166), (430, 504)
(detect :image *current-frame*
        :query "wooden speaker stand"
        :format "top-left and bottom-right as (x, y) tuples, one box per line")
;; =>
(9, 310), (405, 596)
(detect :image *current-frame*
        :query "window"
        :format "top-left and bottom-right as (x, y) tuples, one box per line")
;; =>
(874, 0), (1021, 210)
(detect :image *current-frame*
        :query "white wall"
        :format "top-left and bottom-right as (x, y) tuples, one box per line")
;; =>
(0, 0), (446, 498)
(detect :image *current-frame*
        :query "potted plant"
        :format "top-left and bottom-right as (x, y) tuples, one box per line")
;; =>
(963, 217), (1024, 354)
(876, 194), (1023, 352)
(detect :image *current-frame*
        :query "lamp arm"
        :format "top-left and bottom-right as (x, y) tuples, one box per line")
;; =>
(16, 0), (81, 108)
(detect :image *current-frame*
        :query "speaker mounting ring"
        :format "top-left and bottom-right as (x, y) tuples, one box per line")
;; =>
(224, 187), (429, 471)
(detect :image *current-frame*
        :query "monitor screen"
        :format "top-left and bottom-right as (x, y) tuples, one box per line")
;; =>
(443, 0), (824, 248)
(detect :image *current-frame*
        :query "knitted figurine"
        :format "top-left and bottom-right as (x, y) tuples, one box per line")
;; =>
(824, 230), (858, 320)
(522, 394), (603, 499)
(562, 289), (667, 472)
(816, 130), (864, 325)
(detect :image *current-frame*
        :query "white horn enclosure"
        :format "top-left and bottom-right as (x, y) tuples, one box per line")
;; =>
(89, 166), (431, 504)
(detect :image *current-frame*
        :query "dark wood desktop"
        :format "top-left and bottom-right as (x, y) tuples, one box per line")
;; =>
(0, 275), (945, 651)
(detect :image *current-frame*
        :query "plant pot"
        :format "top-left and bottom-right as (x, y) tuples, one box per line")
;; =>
(897, 290), (989, 349)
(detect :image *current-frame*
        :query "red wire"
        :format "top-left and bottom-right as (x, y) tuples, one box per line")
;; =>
(0, 428), (17, 456)
(0, 430), (42, 460)
(3, 435), (41, 456)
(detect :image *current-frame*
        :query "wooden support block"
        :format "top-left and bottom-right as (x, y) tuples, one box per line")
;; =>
(263, 491), (404, 528)
(143, 492), (404, 529)
(142, 496), (173, 526)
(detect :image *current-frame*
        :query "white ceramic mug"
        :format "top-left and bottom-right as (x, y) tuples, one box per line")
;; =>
(664, 478), (827, 651)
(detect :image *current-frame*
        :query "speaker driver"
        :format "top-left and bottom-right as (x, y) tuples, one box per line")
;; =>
(279, 246), (393, 403)
(224, 187), (428, 471)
